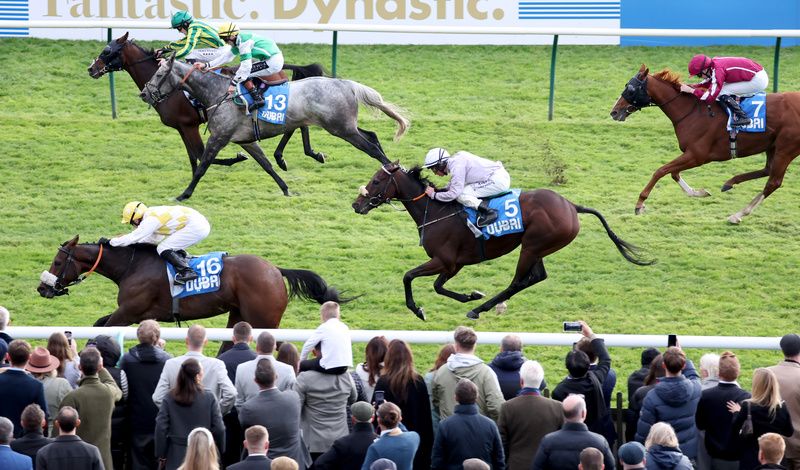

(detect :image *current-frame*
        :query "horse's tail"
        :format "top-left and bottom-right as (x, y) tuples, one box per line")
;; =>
(283, 63), (327, 79)
(348, 81), (410, 141)
(278, 268), (357, 304)
(574, 205), (656, 266)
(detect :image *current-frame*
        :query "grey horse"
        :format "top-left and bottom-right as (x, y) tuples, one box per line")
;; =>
(141, 57), (410, 201)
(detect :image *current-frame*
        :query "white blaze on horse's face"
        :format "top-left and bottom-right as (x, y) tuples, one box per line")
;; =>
(358, 185), (369, 197)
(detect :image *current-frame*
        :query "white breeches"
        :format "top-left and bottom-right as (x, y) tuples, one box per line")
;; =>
(250, 53), (285, 78)
(719, 69), (769, 98)
(183, 48), (227, 62)
(457, 168), (512, 209)
(156, 219), (211, 255)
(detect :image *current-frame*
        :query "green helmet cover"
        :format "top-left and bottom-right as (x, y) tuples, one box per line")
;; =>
(171, 10), (193, 29)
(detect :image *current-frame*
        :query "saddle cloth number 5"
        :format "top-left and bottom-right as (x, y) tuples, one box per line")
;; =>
(504, 199), (519, 218)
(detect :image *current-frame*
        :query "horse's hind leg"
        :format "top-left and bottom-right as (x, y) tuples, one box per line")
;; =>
(358, 127), (385, 155)
(433, 270), (485, 303)
(721, 167), (769, 192)
(334, 127), (389, 164)
(239, 142), (290, 196)
(466, 257), (547, 320)
(728, 151), (796, 224)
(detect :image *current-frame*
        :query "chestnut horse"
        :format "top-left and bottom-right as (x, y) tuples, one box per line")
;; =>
(352, 164), (653, 320)
(37, 236), (346, 329)
(88, 32), (326, 174)
(611, 65), (800, 224)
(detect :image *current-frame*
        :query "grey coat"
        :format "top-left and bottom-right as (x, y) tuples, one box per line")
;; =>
(239, 388), (311, 468)
(295, 370), (357, 453)
(154, 390), (225, 470)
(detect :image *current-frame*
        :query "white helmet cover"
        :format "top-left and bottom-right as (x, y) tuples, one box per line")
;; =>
(423, 148), (450, 168)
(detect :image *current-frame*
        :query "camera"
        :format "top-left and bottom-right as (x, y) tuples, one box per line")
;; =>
(563, 321), (582, 332)
(65, 331), (72, 345)
(374, 390), (385, 407)
(667, 334), (678, 347)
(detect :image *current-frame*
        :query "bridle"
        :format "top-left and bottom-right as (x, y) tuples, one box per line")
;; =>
(621, 74), (697, 125)
(40, 244), (104, 296)
(143, 58), (181, 105)
(92, 41), (154, 75)
(362, 165), (426, 209)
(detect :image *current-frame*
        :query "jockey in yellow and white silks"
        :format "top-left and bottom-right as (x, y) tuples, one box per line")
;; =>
(107, 202), (210, 285)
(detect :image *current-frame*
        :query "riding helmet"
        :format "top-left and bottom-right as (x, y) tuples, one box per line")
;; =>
(218, 22), (240, 39)
(170, 10), (193, 30)
(121, 201), (147, 224)
(688, 54), (712, 77)
(423, 148), (450, 168)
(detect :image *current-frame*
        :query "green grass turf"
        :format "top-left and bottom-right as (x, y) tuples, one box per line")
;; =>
(2, 38), (800, 398)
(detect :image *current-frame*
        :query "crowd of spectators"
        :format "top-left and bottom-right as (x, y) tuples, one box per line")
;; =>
(1, 302), (799, 470)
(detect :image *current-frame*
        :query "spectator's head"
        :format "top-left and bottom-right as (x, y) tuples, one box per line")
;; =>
(92, 335), (121, 369)
(750, 368), (782, 415)
(662, 347), (686, 376)
(20, 403), (45, 433)
(173, 358), (204, 406)
(639, 348), (659, 368)
(718, 351), (740, 382)
(500, 334), (522, 353)
(320, 301), (340, 322)
(758, 432), (786, 465)
(183, 427), (220, 470)
(350, 401), (375, 424)
(453, 326), (477, 354)
(276, 342), (300, 375)
(0, 306), (9, 331)
(618, 441), (646, 469)
(55, 406), (80, 435)
(519, 360), (545, 389)
(254, 358), (276, 389)
(780, 333), (800, 360)
(455, 378), (478, 405)
(272, 456), (299, 470)
(186, 325), (207, 351)
(243, 425), (269, 455)
(645, 422), (679, 449)
(78, 346), (102, 376)
(256, 331), (276, 355)
(575, 337), (597, 363)
(579, 447), (604, 470)
(232, 321), (253, 344)
(369, 459), (397, 470)
(137, 320), (161, 346)
(0, 417), (13, 445)
(8, 339), (32, 368)
(643, 354), (666, 386)
(563, 394), (587, 423)
(383, 340), (417, 401)
(463, 458), (490, 470)
(47, 332), (74, 376)
(565, 348), (591, 378)
(699, 353), (720, 381)
(377, 401), (402, 430)
(430, 343), (456, 372)
(363, 335), (389, 386)
(25, 346), (60, 378)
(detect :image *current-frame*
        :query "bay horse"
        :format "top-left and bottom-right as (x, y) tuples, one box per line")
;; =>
(37, 236), (346, 330)
(142, 58), (409, 201)
(610, 64), (800, 224)
(88, 32), (326, 175)
(352, 163), (653, 320)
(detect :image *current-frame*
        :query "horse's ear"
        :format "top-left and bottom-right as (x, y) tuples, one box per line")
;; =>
(637, 64), (648, 79)
(69, 235), (79, 245)
(118, 32), (129, 44)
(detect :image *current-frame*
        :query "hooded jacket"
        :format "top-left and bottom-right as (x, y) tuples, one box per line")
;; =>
(119, 343), (172, 435)
(432, 353), (504, 421)
(489, 351), (525, 400)
(635, 361), (701, 458)
(645, 445), (693, 470)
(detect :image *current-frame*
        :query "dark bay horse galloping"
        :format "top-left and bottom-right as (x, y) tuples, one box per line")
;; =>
(37, 236), (346, 329)
(352, 164), (653, 320)
(88, 32), (326, 175)
(611, 65), (800, 224)
(143, 58), (410, 201)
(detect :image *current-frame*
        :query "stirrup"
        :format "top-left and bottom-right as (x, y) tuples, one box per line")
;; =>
(174, 270), (198, 285)
(476, 211), (498, 228)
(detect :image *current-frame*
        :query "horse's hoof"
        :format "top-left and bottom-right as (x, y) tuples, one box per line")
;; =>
(314, 153), (326, 164)
(721, 184), (733, 192)
(727, 214), (742, 225)
(469, 291), (485, 301)
(466, 310), (480, 320)
(176, 193), (190, 202)
(276, 159), (288, 171)
(634, 206), (644, 215)
(235, 152), (249, 163)
(695, 189), (711, 197)
(414, 308), (426, 321)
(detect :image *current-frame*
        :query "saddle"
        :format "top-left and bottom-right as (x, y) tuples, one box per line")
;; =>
(255, 70), (289, 86)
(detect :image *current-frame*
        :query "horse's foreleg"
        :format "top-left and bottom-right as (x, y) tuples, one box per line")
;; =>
(467, 256), (547, 320)
(433, 269), (485, 303)
(101, 306), (138, 326)
(273, 131), (293, 171)
(177, 135), (227, 201)
(178, 127), (203, 174)
(672, 174), (711, 198)
(637, 151), (702, 214)
(239, 142), (290, 196)
(721, 167), (769, 192)
(301, 127), (325, 163)
(403, 258), (446, 321)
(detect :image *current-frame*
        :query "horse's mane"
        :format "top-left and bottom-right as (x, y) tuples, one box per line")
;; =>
(406, 165), (437, 189)
(652, 69), (683, 90)
(125, 39), (155, 58)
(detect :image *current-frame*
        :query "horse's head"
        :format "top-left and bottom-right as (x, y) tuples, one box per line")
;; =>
(352, 162), (406, 214)
(140, 56), (180, 106)
(610, 64), (652, 121)
(88, 32), (130, 79)
(37, 236), (104, 298)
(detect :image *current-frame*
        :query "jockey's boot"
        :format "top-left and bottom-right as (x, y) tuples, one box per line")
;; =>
(244, 80), (265, 112)
(161, 249), (198, 285)
(476, 200), (498, 227)
(720, 95), (751, 127)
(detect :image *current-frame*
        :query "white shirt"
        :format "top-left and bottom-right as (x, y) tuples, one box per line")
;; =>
(300, 318), (353, 370)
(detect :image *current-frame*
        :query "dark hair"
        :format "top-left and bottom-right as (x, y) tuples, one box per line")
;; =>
(364, 336), (389, 387)
(7, 339), (31, 367)
(254, 358), (276, 388)
(718, 351), (740, 382)
(663, 347), (686, 374)
(454, 326), (477, 349)
(172, 358), (204, 406)
(56, 406), (79, 433)
(565, 349), (590, 378)
(233, 321), (252, 343)
(276, 342), (300, 375)
(377, 401), (401, 429)
(455, 378), (478, 405)
(79, 347), (101, 376)
(430, 344), (455, 372)
(256, 331), (276, 354)
(643, 354), (666, 386)
(575, 337), (596, 363)
(780, 334), (800, 358)
(641, 347), (660, 367)
(382, 340), (419, 402)
(47, 332), (73, 377)
(92, 335), (120, 369)
(21, 404), (45, 432)
(579, 447), (604, 470)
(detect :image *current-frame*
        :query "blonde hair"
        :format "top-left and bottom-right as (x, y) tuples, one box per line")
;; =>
(320, 301), (340, 321)
(271, 456), (299, 470)
(177, 427), (219, 470)
(749, 368), (783, 418)
(645, 422), (679, 449)
(759, 432), (786, 464)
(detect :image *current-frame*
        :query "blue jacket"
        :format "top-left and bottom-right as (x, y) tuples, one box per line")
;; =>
(432, 403), (505, 470)
(361, 430), (420, 470)
(0, 369), (48, 438)
(635, 360), (702, 459)
(489, 351), (525, 400)
(645, 445), (693, 470)
(531, 422), (615, 470)
(0, 446), (33, 470)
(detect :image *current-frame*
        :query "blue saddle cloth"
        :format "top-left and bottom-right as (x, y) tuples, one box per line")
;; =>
(236, 82), (289, 124)
(464, 189), (525, 239)
(166, 251), (226, 299)
(726, 93), (766, 133)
